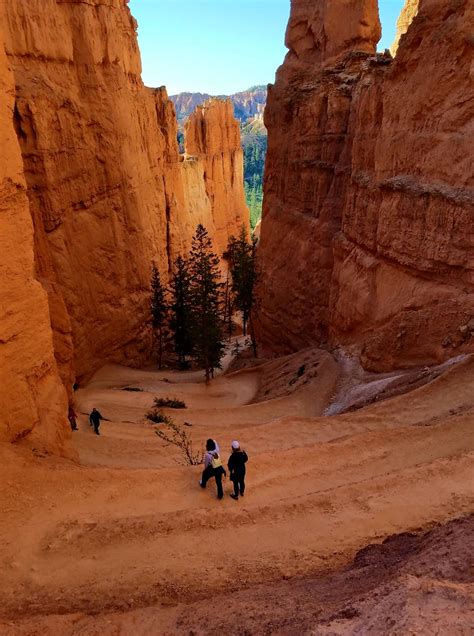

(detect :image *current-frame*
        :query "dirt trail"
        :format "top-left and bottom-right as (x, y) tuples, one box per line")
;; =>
(1, 350), (473, 633)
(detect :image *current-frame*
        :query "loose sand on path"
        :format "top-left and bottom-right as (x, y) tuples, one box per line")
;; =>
(1, 349), (473, 634)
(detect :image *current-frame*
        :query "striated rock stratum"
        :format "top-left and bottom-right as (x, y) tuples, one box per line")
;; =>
(185, 100), (250, 257)
(257, 0), (474, 371)
(0, 20), (69, 454)
(0, 0), (248, 452)
(391, 0), (420, 54)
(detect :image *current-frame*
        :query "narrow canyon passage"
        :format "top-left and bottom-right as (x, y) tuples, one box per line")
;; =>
(1, 349), (473, 633)
(1, 0), (473, 633)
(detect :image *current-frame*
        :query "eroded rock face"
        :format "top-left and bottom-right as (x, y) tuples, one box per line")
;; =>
(0, 24), (70, 454)
(1, 1), (248, 387)
(257, 0), (474, 370)
(1, 0), (170, 383)
(185, 100), (250, 256)
(257, 0), (380, 353)
(0, 0), (248, 451)
(282, 0), (380, 71)
(391, 0), (419, 55)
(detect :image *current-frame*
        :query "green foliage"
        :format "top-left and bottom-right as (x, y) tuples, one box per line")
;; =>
(225, 226), (258, 355)
(177, 130), (185, 154)
(151, 263), (167, 329)
(244, 179), (263, 230)
(146, 409), (174, 425)
(169, 256), (194, 368)
(189, 224), (225, 382)
(241, 126), (267, 230)
(154, 397), (187, 409)
(150, 263), (168, 369)
(167, 227), (226, 378)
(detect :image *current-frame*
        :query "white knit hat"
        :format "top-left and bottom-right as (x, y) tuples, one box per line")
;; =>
(232, 440), (240, 450)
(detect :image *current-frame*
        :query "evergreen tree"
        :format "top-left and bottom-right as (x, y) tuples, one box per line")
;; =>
(189, 224), (225, 382)
(242, 131), (267, 229)
(169, 256), (194, 369)
(150, 263), (168, 369)
(226, 225), (258, 356)
(222, 271), (235, 341)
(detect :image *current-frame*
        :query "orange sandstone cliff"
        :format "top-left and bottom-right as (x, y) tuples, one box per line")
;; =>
(257, 0), (474, 370)
(0, 22), (69, 453)
(185, 99), (250, 256)
(0, 0), (248, 452)
(1, 1), (248, 380)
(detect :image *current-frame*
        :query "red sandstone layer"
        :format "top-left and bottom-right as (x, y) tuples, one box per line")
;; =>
(257, 0), (474, 370)
(0, 0), (248, 452)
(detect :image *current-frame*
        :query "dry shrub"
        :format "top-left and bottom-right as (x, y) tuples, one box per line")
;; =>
(153, 416), (202, 465)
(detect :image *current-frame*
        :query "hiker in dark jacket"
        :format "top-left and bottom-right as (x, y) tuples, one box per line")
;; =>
(228, 440), (248, 500)
(200, 438), (226, 500)
(89, 408), (105, 435)
(68, 405), (78, 431)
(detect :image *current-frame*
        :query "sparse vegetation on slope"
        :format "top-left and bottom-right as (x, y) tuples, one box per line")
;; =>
(153, 397), (187, 409)
(154, 418), (203, 465)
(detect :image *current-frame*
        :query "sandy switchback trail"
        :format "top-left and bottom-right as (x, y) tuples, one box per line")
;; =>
(1, 350), (473, 634)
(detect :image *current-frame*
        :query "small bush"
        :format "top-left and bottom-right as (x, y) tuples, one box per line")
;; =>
(153, 397), (187, 409)
(145, 409), (174, 425)
(122, 387), (143, 392)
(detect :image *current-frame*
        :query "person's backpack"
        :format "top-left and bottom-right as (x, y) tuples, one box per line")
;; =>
(211, 453), (222, 470)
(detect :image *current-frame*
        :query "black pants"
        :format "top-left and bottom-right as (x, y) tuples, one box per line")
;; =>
(231, 474), (245, 497)
(201, 465), (224, 499)
(93, 421), (100, 435)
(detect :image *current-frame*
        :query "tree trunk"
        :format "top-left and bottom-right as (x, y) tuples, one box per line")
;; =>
(158, 325), (162, 370)
(249, 312), (257, 358)
(227, 298), (233, 341)
(223, 277), (229, 329)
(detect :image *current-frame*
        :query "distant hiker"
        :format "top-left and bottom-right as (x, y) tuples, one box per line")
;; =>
(89, 408), (105, 436)
(68, 405), (78, 431)
(200, 438), (226, 500)
(228, 441), (248, 500)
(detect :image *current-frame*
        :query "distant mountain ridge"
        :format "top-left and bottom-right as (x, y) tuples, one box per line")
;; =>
(171, 86), (267, 124)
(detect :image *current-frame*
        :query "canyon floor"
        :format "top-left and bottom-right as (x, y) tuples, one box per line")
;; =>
(1, 345), (473, 635)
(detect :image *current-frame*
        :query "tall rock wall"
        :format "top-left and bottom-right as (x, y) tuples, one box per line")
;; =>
(0, 23), (70, 454)
(1, 0), (248, 387)
(257, 0), (474, 370)
(257, 0), (381, 352)
(1, 0), (248, 452)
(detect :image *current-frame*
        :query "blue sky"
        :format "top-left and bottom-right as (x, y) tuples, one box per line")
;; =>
(129, 0), (406, 95)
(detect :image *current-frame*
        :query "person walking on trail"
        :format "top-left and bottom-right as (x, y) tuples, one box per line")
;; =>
(68, 405), (78, 431)
(200, 438), (226, 500)
(228, 440), (248, 500)
(89, 407), (106, 435)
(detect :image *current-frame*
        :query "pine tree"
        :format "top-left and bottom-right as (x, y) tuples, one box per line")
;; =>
(222, 271), (235, 341)
(189, 224), (225, 382)
(169, 256), (194, 369)
(226, 225), (258, 356)
(150, 263), (168, 369)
